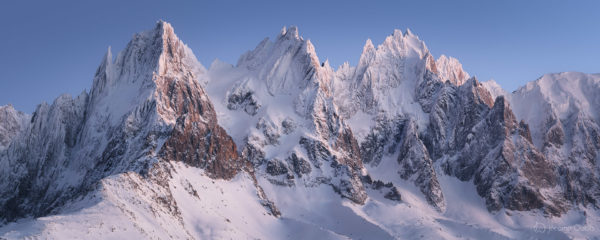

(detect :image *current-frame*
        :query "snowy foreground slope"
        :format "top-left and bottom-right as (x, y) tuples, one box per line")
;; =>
(2, 22), (600, 239)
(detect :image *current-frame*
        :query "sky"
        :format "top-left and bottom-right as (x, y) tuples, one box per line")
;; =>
(1, 0), (599, 113)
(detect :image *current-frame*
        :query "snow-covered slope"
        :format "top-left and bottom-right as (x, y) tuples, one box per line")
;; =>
(2, 22), (600, 239)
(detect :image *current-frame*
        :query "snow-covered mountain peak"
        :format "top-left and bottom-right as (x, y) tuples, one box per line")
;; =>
(234, 26), (322, 96)
(239, 25), (318, 68)
(435, 54), (470, 85)
(392, 29), (404, 39)
(87, 21), (206, 125)
(279, 25), (300, 40)
(332, 28), (433, 133)
(0, 104), (15, 112)
(363, 38), (375, 50)
(357, 39), (376, 67)
(378, 28), (428, 58)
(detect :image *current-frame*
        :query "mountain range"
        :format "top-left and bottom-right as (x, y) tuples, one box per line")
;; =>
(1, 21), (599, 239)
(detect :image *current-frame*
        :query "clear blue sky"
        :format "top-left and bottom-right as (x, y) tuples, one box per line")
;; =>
(1, 0), (599, 113)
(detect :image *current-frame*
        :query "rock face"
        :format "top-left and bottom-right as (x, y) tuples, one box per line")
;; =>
(0, 21), (265, 224)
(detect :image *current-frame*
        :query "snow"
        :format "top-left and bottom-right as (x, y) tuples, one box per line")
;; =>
(5, 162), (600, 239)
(1, 161), (375, 239)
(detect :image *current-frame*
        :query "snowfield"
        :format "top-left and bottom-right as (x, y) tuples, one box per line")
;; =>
(3, 162), (598, 239)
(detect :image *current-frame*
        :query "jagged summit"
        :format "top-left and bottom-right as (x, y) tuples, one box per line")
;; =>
(235, 25), (321, 96)
(332, 28), (435, 131)
(91, 20), (201, 91)
(279, 25), (300, 40)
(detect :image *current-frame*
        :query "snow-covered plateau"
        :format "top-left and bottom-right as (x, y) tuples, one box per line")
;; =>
(1, 21), (600, 239)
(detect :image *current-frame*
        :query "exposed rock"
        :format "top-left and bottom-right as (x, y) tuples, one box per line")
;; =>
(266, 159), (289, 176)
(256, 117), (280, 145)
(287, 152), (311, 176)
(227, 87), (261, 116)
(281, 117), (296, 134)
(384, 187), (402, 202)
(361, 175), (402, 202)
